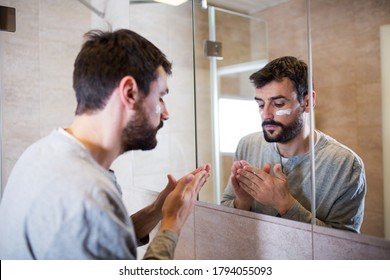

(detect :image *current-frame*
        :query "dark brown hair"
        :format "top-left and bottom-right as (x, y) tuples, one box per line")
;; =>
(73, 29), (172, 115)
(249, 56), (310, 103)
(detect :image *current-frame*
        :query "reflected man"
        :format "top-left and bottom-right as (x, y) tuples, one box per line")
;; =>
(221, 56), (366, 233)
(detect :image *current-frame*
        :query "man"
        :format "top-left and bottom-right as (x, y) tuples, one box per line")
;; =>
(221, 56), (366, 233)
(0, 29), (211, 259)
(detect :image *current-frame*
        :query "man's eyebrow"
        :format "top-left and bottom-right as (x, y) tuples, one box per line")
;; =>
(254, 95), (289, 102)
(254, 97), (263, 102)
(161, 88), (169, 95)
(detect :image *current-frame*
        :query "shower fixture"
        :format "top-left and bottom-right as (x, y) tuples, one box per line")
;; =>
(130, 0), (188, 5)
(154, 0), (188, 5)
(0, 5), (16, 32)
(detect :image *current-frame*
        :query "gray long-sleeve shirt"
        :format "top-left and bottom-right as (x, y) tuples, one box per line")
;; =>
(221, 130), (366, 233)
(0, 129), (177, 259)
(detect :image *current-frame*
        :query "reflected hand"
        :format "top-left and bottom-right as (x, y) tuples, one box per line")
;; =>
(231, 160), (253, 210)
(235, 162), (295, 215)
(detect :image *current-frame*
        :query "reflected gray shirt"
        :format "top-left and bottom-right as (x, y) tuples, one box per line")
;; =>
(0, 129), (178, 259)
(221, 130), (366, 233)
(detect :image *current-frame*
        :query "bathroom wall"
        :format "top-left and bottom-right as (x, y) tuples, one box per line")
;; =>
(0, 0), (89, 191)
(255, 0), (390, 238)
(175, 199), (390, 259)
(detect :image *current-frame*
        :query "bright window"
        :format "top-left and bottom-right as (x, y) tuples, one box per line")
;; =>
(218, 98), (261, 153)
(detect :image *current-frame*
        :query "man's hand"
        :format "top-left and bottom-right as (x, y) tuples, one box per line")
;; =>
(160, 164), (211, 235)
(230, 160), (253, 210)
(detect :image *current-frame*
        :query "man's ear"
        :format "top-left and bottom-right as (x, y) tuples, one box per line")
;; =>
(304, 90), (316, 112)
(119, 76), (139, 109)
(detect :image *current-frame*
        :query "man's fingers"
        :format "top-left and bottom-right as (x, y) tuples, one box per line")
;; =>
(273, 163), (286, 181)
(191, 163), (211, 176)
(166, 174), (177, 186)
(176, 170), (208, 197)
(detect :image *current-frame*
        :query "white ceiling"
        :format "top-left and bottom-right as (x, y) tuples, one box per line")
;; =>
(129, 1), (289, 14)
(206, 0), (289, 14)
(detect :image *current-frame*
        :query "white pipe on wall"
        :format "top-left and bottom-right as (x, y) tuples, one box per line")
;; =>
(208, 6), (221, 204)
(91, 0), (130, 30)
(306, 0), (316, 225)
(381, 24), (390, 239)
(0, 31), (3, 198)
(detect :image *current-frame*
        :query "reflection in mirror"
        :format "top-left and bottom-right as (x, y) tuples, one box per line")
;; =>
(195, 1), (309, 215)
(195, 1), (270, 204)
(196, 0), (390, 240)
(309, 0), (390, 240)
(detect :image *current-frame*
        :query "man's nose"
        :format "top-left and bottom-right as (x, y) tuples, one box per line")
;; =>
(261, 103), (273, 120)
(161, 104), (169, 121)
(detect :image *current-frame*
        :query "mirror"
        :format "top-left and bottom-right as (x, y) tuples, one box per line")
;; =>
(309, 0), (389, 239)
(195, 0), (390, 241)
(194, 2), (269, 204)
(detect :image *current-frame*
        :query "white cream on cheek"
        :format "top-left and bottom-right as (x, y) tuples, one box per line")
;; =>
(155, 104), (161, 115)
(275, 108), (292, 116)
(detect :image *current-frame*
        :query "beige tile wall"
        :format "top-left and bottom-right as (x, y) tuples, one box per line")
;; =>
(176, 200), (390, 260)
(0, 0), (89, 189)
(121, 187), (390, 259)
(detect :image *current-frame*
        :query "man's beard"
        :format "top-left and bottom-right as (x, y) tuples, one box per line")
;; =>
(121, 105), (163, 152)
(262, 116), (303, 143)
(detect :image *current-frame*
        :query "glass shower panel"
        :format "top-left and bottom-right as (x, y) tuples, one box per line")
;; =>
(194, 4), (268, 204)
(110, 1), (197, 200)
(0, 0), (197, 205)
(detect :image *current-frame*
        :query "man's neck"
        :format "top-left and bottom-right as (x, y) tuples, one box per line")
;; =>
(65, 115), (121, 169)
(275, 128), (315, 158)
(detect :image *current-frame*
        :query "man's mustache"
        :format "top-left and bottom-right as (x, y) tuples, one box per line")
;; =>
(262, 120), (283, 127)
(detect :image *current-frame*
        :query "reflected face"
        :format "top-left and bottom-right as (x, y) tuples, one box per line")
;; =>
(255, 78), (305, 143)
(121, 66), (170, 151)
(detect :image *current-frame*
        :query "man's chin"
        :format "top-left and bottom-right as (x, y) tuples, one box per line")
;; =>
(263, 131), (279, 143)
(141, 140), (158, 151)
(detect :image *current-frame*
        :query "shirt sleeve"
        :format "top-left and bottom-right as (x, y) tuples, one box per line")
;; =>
(282, 158), (366, 233)
(281, 200), (327, 227)
(25, 189), (139, 259)
(220, 179), (236, 208)
(142, 229), (178, 260)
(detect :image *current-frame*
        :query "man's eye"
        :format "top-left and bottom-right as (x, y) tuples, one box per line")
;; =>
(274, 103), (285, 108)
(258, 104), (264, 109)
